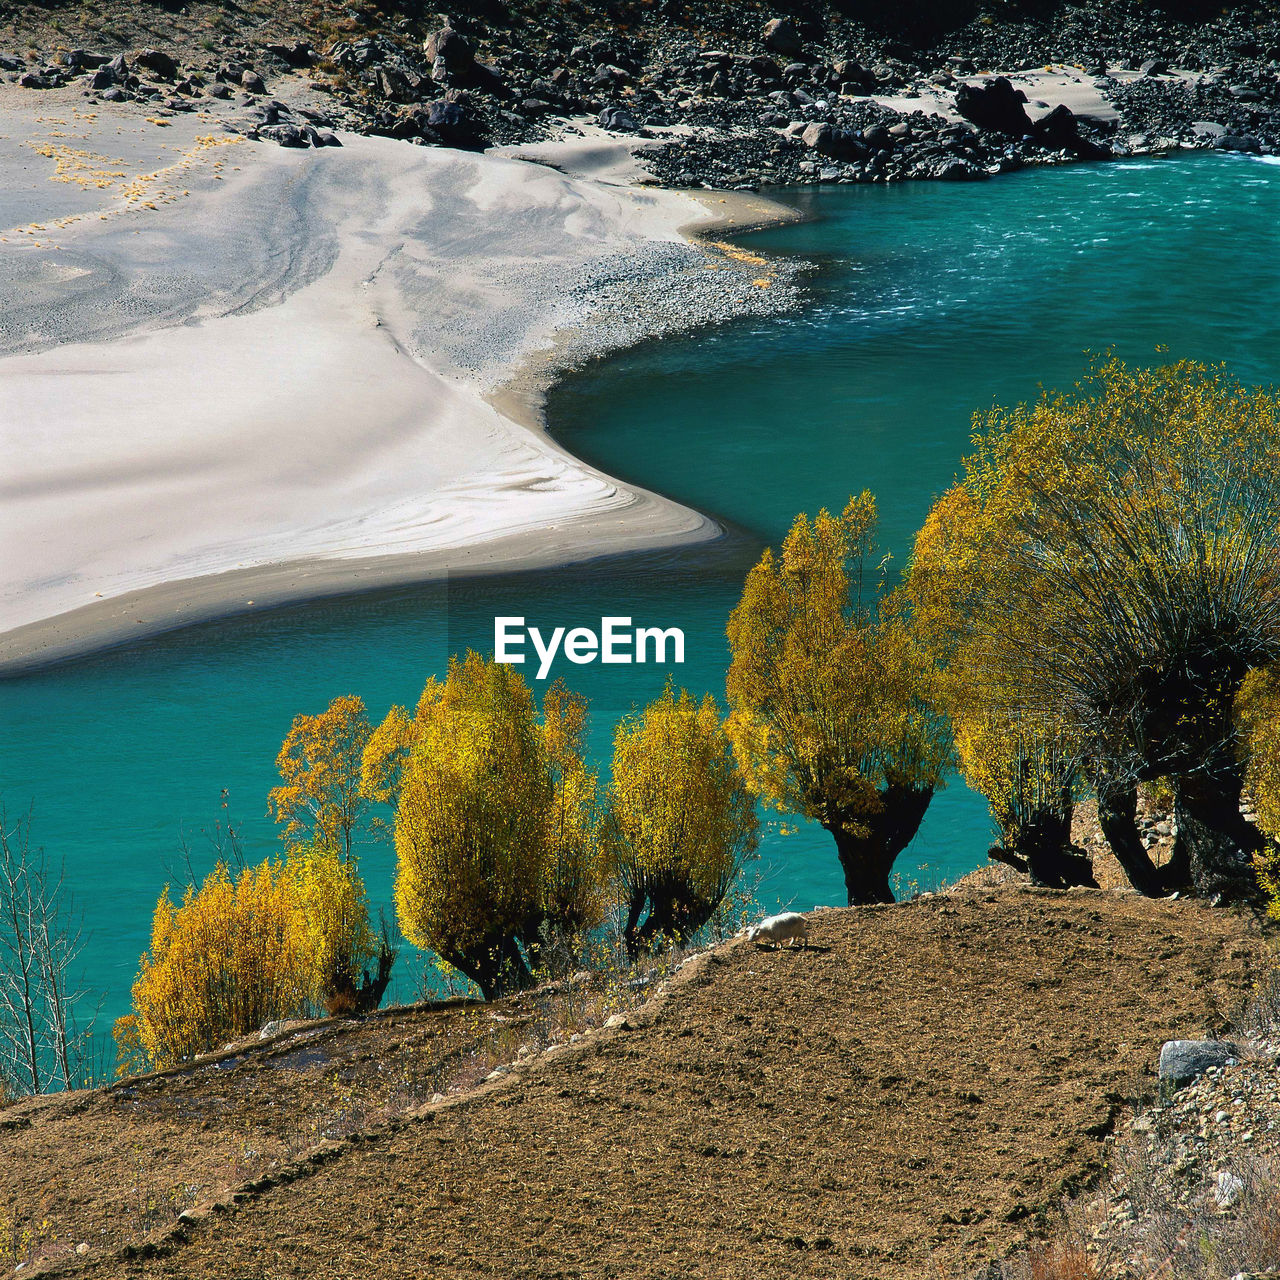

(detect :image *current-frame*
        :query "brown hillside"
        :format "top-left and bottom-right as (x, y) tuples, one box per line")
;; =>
(4, 886), (1270, 1279)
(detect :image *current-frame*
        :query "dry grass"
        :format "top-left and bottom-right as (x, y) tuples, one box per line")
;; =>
(0, 887), (1260, 1280)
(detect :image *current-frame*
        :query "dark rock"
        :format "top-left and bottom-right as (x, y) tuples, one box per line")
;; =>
(258, 123), (308, 148)
(1139, 58), (1168, 77)
(1216, 132), (1262, 151)
(425, 99), (483, 150)
(207, 83), (232, 100)
(762, 17), (803, 59)
(599, 104), (639, 132)
(68, 50), (109, 70)
(0, 54), (24, 72)
(593, 64), (630, 88)
(424, 27), (474, 72)
(241, 71), (266, 94)
(800, 121), (867, 161)
(1158, 1039), (1240, 1088)
(265, 41), (315, 68)
(1035, 103), (1111, 159)
(134, 49), (179, 79)
(955, 77), (1034, 136)
(100, 87), (125, 102)
(90, 66), (117, 90)
(107, 54), (129, 78)
(18, 72), (55, 89)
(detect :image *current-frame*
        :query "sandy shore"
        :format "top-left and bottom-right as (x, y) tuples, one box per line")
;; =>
(0, 90), (798, 673)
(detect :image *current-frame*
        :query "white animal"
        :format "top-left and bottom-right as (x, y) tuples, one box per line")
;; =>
(746, 911), (810, 949)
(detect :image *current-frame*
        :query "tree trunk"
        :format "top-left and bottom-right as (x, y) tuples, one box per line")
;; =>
(828, 783), (934, 906)
(452, 934), (534, 1001)
(624, 880), (717, 959)
(989, 804), (1097, 888)
(1096, 783), (1167, 897)
(1173, 770), (1264, 902)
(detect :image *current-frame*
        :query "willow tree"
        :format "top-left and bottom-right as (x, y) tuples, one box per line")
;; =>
(268, 695), (393, 1011)
(1238, 665), (1280, 917)
(909, 484), (1096, 887)
(604, 683), (758, 957)
(268, 694), (373, 863)
(116, 850), (382, 1070)
(911, 358), (1280, 901)
(366, 655), (606, 998)
(726, 492), (950, 905)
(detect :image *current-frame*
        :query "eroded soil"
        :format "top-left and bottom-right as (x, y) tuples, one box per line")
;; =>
(2, 885), (1270, 1279)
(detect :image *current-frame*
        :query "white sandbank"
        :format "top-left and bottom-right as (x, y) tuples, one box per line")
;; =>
(0, 91), (787, 672)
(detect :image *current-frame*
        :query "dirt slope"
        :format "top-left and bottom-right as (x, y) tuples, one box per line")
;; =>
(6, 886), (1268, 1279)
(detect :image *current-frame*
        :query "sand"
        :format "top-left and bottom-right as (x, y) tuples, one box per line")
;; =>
(0, 88), (797, 673)
(870, 64), (1130, 125)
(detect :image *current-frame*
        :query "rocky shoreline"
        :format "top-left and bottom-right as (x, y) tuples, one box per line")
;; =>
(3, 2), (1279, 191)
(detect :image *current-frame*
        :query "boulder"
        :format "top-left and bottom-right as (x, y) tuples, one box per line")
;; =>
(0, 54), (24, 72)
(1216, 132), (1262, 153)
(1034, 104), (1111, 160)
(241, 70), (266, 94)
(762, 17), (803, 59)
(134, 49), (179, 79)
(799, 122), (867, 161)
(955, 76), (1033, 136)
(67, 50), (109, 70)
(258, 123), (308, 147)
(90, 66), (117, 90)
(425, 99), (483, 150)
(599, 104), (639, 132)
(1158, 1039), (1239, 1088)
(265, 41), (315, 68)
(424, 27), (474, 72)
(106, 53), (129, 78)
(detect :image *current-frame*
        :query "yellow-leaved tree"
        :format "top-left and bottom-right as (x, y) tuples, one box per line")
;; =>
(909, 358), (1280, 901)
(726, 492), (949, 904)
(115, 848), (389, 1072)
(1237, 666), (1280, 919)
(603, 682), (758, 957)
(367, 654), (607, 998)
(908, 482), (1094, 887)
(117, 860), (311, 1071)
(268, 694), (395, 1013)
(268, 694), (373, 862)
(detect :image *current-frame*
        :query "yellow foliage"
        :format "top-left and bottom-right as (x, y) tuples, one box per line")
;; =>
(955, 711), (1081, 849)
(120, 849), (378, 1070)
(384, 654), (604, 995)
(1238, 666), (1280, 916)
(124, 861), (313, 1068)
(726, 492), (949, 835)
(269, 694), (372, 861)
(912, 356), (1280, 782)
(605, 682), (757, 953)
(290, 841), (378, 999)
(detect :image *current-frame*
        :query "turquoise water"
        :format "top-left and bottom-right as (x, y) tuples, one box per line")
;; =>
(3, 150), (1280, 1042)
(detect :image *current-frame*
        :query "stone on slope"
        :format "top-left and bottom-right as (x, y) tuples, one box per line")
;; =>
(1159, 1039), (1240, 1088)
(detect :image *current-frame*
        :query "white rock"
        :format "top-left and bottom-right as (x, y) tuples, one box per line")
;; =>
(604, 1013), (631, 1030)
(1214, 1170), (1245, 1209)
